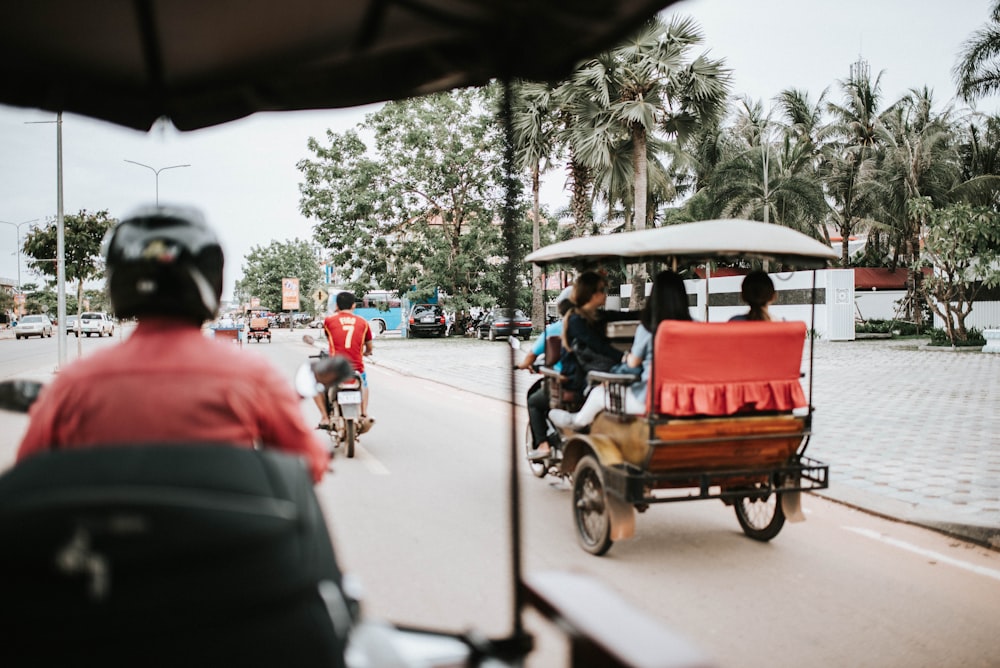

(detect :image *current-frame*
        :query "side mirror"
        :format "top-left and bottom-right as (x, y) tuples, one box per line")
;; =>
(0, 379), (44, 413)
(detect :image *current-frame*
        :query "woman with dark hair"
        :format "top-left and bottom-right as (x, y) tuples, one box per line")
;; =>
(557, 270), (630, 393)
(729, 270), (776, 321)
(549, 270), (692, 430)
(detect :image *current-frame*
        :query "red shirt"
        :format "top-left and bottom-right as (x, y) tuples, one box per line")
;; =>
(323, 311), (372, 373)
(17, 318), (328, 482)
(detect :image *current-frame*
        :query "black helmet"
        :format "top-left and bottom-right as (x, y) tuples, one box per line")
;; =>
(105, 205), (224, 323)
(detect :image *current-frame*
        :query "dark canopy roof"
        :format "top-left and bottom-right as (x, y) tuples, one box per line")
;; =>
(1, 0), (679, 131)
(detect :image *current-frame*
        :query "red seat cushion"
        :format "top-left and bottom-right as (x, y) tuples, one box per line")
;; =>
(650, 321), (808, 417)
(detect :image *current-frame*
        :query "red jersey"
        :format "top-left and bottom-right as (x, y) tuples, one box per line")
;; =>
(17, 318), (328, 482)
(323, 311), (372, 373)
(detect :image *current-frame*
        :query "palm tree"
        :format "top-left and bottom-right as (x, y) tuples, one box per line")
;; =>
(824, 64), (887, 266)
(955, 0), (1000, 102)
(561, 16), (730, 307)
(877, 88), (962, 324)
(952, 113), (1000, 207)
(709, 98), (828, 239)
(511, 80), (559, 326)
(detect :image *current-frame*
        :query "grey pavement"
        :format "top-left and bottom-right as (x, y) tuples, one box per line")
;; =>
(366, 334), (1000, 550)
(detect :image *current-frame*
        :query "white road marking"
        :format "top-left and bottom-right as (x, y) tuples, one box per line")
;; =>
(845, 526), (1000, 582)
(354, 443), (390, 475)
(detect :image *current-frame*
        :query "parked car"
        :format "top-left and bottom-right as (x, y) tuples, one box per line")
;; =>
(78, 311), (115, 337)
(14, 314), (53, 339)
(477, 308), (533, 341)
(407, 304), (446, 337)
(64, 315), (78, 334)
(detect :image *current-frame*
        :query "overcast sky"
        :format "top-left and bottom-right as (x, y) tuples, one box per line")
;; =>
(1, 0), (994, 299)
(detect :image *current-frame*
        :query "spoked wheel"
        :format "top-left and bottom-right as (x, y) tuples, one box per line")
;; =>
(572, 455), (613, 556)
(525, 424), (547, 478)
(344, 419), (356, 458)
(734, 487), (786, 541)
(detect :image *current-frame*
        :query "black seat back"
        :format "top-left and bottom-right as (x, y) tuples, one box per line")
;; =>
(0, 445), (350, 668)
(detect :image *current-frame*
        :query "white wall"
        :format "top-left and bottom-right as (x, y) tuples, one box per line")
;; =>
(933, 302), (1000, 330)
(681, 269), (854, 341)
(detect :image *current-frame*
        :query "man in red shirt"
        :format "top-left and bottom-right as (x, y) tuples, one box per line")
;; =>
(316, 291), (373, 428)
(17, 205), (329, 483)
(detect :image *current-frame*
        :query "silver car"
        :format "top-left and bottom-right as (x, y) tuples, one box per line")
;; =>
(14, 314), (54, 339)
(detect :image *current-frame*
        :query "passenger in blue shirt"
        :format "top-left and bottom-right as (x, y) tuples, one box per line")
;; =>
(519, 288), (574, 455)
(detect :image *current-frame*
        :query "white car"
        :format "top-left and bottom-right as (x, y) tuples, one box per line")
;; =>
(77, 312), (115, 337)
(14, 314), (54, 339)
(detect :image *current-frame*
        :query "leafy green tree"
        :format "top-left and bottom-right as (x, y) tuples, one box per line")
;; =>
(0, 289), (13, 318)
(234, 239), (321, 314)
(955, 0), (1000, 102)
(21, 209), (116, 318)
(299, 87), (522, 308)
(913, 199), (1000, 342)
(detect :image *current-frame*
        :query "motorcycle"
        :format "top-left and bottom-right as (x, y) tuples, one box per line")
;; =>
(511, 335), (573, 480)
(302, 334), (364, 459)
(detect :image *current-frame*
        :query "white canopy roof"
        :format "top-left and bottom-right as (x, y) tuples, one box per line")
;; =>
(525, 219), (839, 267)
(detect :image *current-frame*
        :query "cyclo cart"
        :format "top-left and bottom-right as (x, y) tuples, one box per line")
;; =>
(525, 219), (838, 555)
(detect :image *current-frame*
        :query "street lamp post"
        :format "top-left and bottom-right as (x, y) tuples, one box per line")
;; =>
(124, 160), (191, 205)
(0, 218), (38, 291)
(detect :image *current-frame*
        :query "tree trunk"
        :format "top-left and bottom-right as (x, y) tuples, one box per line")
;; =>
(531, 162), (544, 330)
(632, 126), (648, 232)
(569, 156), (593, 233)
(905, 229), (923, 327)
(630, 126), (648, 311)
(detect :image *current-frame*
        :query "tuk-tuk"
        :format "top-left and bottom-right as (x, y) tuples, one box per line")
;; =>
(246, 310), (272, 343)
(525, 219), (839, 555)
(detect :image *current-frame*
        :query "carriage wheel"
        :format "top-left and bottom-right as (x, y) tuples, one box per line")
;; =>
(572, 455), (613, 556)
(525, 424), (547, 478)
(734, 488), (786, 541)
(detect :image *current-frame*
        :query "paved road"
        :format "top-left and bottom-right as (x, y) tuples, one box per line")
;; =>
(2, 325), (998, 549)
(365, 332), (1000, 550)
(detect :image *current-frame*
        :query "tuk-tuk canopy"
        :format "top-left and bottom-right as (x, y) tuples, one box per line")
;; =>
(526, 219), (840, 268)
(0, 0), (680, 132)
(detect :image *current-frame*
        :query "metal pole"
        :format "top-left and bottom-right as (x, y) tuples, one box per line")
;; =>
(0, 218), (38, 292)
(124, 160), (191, 205)
(56, 112), (67, 369)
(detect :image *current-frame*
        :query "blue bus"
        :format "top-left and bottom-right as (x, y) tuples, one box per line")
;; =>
(327, 289), (403, 336)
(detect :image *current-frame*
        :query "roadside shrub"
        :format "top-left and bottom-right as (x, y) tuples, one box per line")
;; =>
(928, 327), (987, 347)
(855, 320), (927, 336)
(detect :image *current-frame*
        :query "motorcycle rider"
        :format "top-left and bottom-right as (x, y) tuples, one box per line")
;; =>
(16, 205), (330, 483)
(518, 287), (574, 458)
(316, 290), (374, 430)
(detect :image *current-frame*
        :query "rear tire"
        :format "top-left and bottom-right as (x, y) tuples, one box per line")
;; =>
(734, 488), (786, 541)
(344, 420), (356, 458)
(572, 455), (613, 556)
